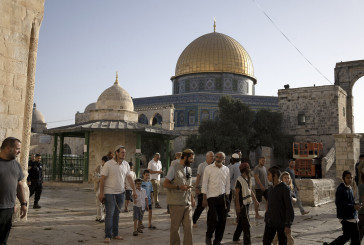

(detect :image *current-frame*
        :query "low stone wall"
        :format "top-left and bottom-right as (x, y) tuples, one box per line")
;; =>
(297, 178), (336, 206)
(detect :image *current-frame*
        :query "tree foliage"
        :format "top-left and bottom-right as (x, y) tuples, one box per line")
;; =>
(186, 96), (293, 159)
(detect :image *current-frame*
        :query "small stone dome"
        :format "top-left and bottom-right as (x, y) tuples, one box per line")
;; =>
(84, 102), (96, 113)
(32, 103), (45, 123)
(96, 74), (134, 111)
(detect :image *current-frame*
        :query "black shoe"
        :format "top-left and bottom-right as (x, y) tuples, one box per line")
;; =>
(205, 237), (212, 245)
(33, 204), (41, 209)
(323, 243), (329, 245)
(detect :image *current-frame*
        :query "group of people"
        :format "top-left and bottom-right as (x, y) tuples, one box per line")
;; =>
(163, 149), (304, 245)
(92, 147), (162, 243)
(2, 136), (364, 245)
(91, 147), (310, 245)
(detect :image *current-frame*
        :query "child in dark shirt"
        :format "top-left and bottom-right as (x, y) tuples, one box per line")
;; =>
(263, 166), (294, 245)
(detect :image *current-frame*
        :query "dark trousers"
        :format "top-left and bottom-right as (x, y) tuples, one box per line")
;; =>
(328, 220), (360, 245)
(263, 225), (287, 245)
(227, 189), (233, 212)
(233, 204), (251, 244)
(359, 214), (364, 242)
(0, 208), (14, 245)
(206, 194), (227, 244)
(29, 181), (42, 204)
(193, 193), (205, 224)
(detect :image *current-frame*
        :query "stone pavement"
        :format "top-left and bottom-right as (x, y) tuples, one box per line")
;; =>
(8, 182), (346, 245)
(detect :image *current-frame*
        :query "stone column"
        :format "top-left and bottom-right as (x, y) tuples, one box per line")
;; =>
(334, 133), (362, 179)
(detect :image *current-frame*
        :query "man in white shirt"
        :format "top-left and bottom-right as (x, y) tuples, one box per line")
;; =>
(202, 152), (230, 245)
(147, 153), (163, 208)
(193, 151), (214, 226)
(98, 145), (137, 243)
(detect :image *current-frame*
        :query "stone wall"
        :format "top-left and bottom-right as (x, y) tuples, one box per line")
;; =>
(278, 85), (347, 154)
(88, 131), (137, 181)
(135, 104), (175, 130)
(0, 0), (45, 168)
(334, 133), (362, 179)
(29, 134), (84, 156)
(297, 178), (336, 206)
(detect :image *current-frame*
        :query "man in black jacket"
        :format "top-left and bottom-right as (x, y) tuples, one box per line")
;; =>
(27, 154), (43, 209)
(263, 166), (294, 245)
(323, 170), (361, 245)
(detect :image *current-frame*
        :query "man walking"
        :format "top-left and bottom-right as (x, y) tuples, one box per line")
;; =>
(286, 159), (309, 215)
(193, 151), (214, 226)
(164, 149), (195, 245)
(202, 152), (230, 245)
(98, 145), (137, 243)
(148, 153), (163, 208)
(253, 157), (268, 219)
(27, 153), (43, 209)
(228, 153), (241, 215)
(0, 137), (28, 244)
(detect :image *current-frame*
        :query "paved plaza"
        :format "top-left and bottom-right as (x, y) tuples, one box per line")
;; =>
(8, 182), (346, 245)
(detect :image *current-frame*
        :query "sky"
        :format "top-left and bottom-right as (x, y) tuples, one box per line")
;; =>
(34, 0), (364, 133)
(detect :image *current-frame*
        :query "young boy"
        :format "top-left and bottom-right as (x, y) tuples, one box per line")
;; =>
(323, 170), (362, 245)
(141, 170), (157, 229)
(133, 178), (149, 236)
(124, 162), (136, 212)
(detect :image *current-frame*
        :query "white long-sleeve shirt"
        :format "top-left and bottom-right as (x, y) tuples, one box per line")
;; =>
(201, 162), (230, 198)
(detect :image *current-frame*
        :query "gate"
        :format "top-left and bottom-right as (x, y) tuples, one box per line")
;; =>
(30, 154), (84, 182)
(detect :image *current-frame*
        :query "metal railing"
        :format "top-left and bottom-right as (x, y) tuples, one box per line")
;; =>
(29, 154), (84, 182)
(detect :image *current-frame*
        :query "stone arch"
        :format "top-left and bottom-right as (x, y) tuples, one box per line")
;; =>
(138, 114), (148, 125)
(335, 60), (364, 131)
(63, 144), (72, 155)
(201, 110), (210, 121)
(152, 113), (162, 127)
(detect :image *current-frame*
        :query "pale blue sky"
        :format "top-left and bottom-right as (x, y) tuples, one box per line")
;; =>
(35, 0), (364, 132)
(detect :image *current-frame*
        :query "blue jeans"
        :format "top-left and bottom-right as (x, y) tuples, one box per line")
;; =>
(104, 193), (125, 238)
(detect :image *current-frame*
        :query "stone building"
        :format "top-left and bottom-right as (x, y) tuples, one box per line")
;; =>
(0, 0), (44, 204)
(278, 85), (348, 155)
(46, 75), (177, 181)
(29, 103), (84, 156)
(133, 30), (278, 136)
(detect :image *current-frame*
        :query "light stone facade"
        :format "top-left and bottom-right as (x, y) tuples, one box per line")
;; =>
(0, 0), (44, 220)
(135, 104), (174, 130)
(88, 131), (137, 180)
(334, 133), (362, 179)
(278, 85), (347, 154)
(0, 0), (45, 164)
(296, 179), (336, 206)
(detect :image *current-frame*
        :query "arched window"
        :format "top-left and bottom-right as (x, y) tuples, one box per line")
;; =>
(152, 113), (162, 127)
(63, 144), (72, 155)
(138, 114), (148, 125)
(201, 110), (210, 121)
(213, 111), (219, 120)
(188, 110), (195, 126)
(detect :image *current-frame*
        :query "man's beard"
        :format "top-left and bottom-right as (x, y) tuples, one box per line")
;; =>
(7, 152), (16, 160)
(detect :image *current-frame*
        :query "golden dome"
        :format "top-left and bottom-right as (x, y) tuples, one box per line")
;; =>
(174, 32), (255, 80)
